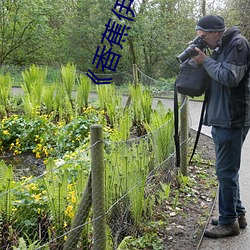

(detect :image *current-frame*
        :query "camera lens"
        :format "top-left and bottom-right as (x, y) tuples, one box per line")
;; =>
(176, 44), (198, 63)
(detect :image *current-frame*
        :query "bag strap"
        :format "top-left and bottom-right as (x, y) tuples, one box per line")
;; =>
(188, 91), (208, 164)
(174, 80), (180, 168)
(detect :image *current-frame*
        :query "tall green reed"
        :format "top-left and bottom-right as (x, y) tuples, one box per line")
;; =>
(76, 75), (91, 112)
(52, 82), (73, 122)
(21, 65), (47, 118)
(97, 84), (122, 128)
(61, 63), (76, 103)
(129, 84), (152, 134)
(43, 159), (68, 232)
(105, 137), (153, 225)
(43, 84), (56, 114)
(0, 73), (12, 117)
(145, 100), (174, 164)
(0, 161), (14, 222)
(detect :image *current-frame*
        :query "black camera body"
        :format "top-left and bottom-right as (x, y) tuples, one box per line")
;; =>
(176, 36), (208, 63)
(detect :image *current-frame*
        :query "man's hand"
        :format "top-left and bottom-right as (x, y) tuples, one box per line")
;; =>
(192, 47), (207, 64)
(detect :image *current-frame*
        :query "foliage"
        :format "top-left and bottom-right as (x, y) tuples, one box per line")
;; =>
(0, 0), (52, 65)
(21, 65), (47, 118)
(145, 100), (175, 163)
(0, 108), (102, 158)
(220, 0), (250, 40)
(13, 235), (46, 250)
(0, 73), (12, 117)
(117, 233), (163, 250)
(97, 84), (123, 128)
(0, 0), (227, 80)
(61, 63), (76, 102)
(12, 176), (49, 241)
(129, 83), (153, 136)
(0, 149), (91, 249)
(0, 76), (177, 248)
(0, 161), (15, 222)
(76, 75), (92, 110)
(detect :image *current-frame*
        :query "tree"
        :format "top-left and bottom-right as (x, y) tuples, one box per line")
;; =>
(220, 0), (250, 39)
(0, 0), (51, 65)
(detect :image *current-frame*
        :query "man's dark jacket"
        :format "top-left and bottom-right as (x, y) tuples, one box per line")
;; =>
(203, 26), (250, 128)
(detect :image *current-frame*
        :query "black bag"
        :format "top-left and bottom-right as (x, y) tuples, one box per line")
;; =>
(175, 58), (208, 97)
(174, 58), (209, 168)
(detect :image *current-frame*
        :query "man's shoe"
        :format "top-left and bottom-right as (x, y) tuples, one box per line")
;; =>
(204, 222), (240, 238)
(238, 215), (247, 228)
(211, 214), (247, 229)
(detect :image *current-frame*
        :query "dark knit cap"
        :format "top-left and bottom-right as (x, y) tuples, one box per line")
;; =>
(195, 15), (225, 32)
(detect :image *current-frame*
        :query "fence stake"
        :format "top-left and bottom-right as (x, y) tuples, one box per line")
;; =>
(63, 175), (92, 250)
(125, 64), (138, 109)
(180, 94), (188, 176)
(133, 63), (138, 86)
(91, 124), (106, 250)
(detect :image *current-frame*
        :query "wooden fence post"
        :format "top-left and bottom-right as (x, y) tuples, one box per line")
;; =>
(63, 175), (92, 250)
(91, 124), (106, 250)
(133, 64), (138, 86)
(180, 94), (188, 176)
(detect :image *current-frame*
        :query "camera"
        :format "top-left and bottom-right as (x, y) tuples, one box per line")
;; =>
(176, 36), (208, 63)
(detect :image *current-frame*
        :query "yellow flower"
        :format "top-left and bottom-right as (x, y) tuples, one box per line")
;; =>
(65, 205), (74, 218)
(12, 207), (17, 212)
(32, 193), (42, 201)
(43, 147), (49, 157)
(26, 183), (37, 191)
(3, 130), (9, 135)
(14, 149), (22, 155)
(71, 195), (76, 204)
(36, 152), (41, 159)
(100, 110), (106, 115)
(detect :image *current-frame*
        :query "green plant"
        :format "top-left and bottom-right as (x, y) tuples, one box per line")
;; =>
(0, 73), (12, 117)
(145, 100), (174, 163)
(105, 136), (153, 231)
(178, 173), (191, 189)
(60, 63), (76, 102)
(129, 83), (153, 126)
(76, 75), (91, 111)
(0, 107), (104, 158)
(43, 84), (56, 114)
(21, 65), (47, 118)
(12, 176), (49, 241)
(96, 84), (122, 128)
(172, 190), (180, 210)
(43, 159), (69, 219)
(0, 115), (57, 157)
(13, 233), (49, 250)
(109, 109), (132, 141)
(0, 161), (15, 222)
(157, 182), (171, 204)
(117, 233), (163, 250)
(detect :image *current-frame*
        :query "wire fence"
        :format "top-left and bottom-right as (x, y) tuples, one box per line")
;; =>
(0, 65), (191, 249)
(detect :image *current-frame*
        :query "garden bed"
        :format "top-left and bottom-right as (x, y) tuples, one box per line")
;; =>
(0, 130), (217, 250)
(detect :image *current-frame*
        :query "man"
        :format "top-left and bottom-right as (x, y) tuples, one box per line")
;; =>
(192, 15), (250, 238)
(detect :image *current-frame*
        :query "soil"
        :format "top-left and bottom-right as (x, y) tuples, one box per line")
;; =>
(0, 152), (45, 180)
(158, 130), (217, 250)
